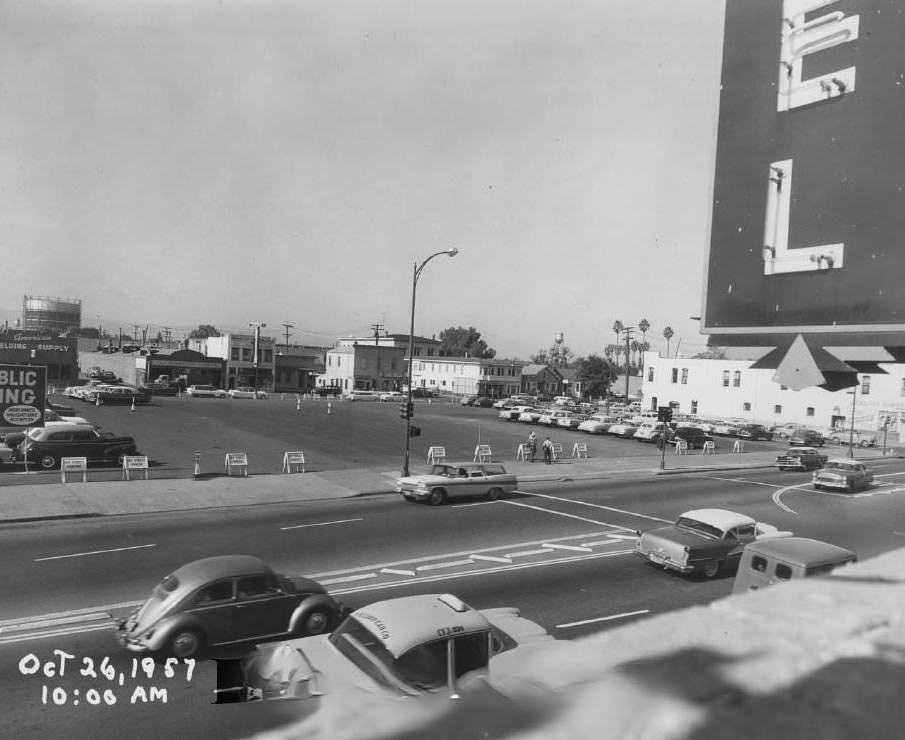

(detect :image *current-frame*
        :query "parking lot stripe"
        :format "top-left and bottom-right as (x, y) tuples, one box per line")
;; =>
(469, 553), (513, 564)
(543, 543), (592, 553)
(500, 499), (613, 526)
(380, 568), (417, 577)
(280, 517), (363, 530)
(417, 559), (475, 572)
(319, 572), (379, 585)
(506, 548), (553, 558)
(556, 609), (650, 629)
(34, 544), (156, 562)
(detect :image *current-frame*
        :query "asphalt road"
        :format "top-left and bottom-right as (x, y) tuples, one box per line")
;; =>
(3, 463), (905, 740)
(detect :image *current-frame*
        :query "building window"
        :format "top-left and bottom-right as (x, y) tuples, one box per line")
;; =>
(671, 368), (678, 384)
(743, 402), (751, 411)
(681, 368), (688, 385)
(722, 370), (730, 387)
(733, 371), (741, 388)
(647, 367), (654, 382)
(861, 375), (871, 395)
(231, 347), (240, 361)
(242, 348), (252, 362)
(774, 405), (782, 414)
(264, 350), (272, 363)
(806, 407), (815, 417)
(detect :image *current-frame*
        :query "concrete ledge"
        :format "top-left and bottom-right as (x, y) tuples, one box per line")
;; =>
(252, 547), (905, 740)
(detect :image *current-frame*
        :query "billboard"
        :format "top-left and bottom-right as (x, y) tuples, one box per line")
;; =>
(703, 0), (905, 347)
(0, 364), (46, 427)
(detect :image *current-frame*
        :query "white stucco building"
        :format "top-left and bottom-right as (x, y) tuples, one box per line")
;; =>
(642, 351), (905, 440)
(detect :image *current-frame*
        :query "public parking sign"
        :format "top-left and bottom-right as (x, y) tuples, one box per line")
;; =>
(0, 364), (46, 427)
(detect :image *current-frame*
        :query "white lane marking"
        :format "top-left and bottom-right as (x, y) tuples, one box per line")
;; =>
(281, 517), (363, 531)
(329, 550), (635, 596)
(772, 483), (807, 514)
(469, 553), (513, 564)
(700, 476), (781, 488)
(451, 501), (496, 507)
(380, 568), (417, 577)
(517, 491), (670, 525)
(506, 548), (554, 558)
(543, 543), (592, 553)
(0, 623), (115, 646)
(581, 539), (627, 547)
(417, 559), (475, 572)
(34, 544), (156, 562)
(0, 600), (143, 629)
(1, 612), (112, 634)
(319, 572), (379, 586)
(556, 609), (650, 629)
(500, 500), (614, 526)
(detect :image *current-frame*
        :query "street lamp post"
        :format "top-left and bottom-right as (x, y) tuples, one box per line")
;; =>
(249, 322), (266, 392)
(402, 248), (458, 477)
(848, 383), (858, 458)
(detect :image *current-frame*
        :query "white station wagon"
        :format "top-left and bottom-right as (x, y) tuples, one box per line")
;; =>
(396, 463), (518, 505)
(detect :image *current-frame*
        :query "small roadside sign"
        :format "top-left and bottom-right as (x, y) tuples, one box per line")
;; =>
(0, 364), (46, 427)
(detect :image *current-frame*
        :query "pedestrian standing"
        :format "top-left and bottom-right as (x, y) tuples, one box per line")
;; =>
(542, 437), (554, 464)
(527, 431), (537, 462)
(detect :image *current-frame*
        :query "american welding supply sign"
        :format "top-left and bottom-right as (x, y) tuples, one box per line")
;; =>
(0, 364), (46, 427)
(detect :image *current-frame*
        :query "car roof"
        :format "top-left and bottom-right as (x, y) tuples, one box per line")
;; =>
(680, 509), (756, 530)
(744, 537), (855, 566)
(171, 555), (272, 584)
(350, 594), (490, 658)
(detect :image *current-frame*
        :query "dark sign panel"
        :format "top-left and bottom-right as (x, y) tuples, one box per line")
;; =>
(703, 0), (905, 346)
(0, 364), (46, 426)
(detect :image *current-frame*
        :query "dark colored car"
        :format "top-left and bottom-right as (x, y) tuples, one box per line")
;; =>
(671, 426), (714, 449)
(46, 399), (78, 417)
(116, 555), (341, 660)
(411, 388), (438, 399)
(12, 423), (138, 470)
(473, 396), (495, 408)
(89, 385), (151, 405)
(736, 423), (773, 441)
(790, 429), (825, 447)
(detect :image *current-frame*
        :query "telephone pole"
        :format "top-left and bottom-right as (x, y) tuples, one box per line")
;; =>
(281, 322), (294, 348)
(371, 323), (384, 391)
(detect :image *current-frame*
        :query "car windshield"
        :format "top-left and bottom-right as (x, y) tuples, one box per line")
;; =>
(825, 462), (855, 471)
(327, 617), (423, 695)
(674, 517), (723, 540)
(430, 465), (457, 477)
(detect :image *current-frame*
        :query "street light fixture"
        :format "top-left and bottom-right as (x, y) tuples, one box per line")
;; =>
(402, 248), (458, 477)
(249, 322), (266, 393)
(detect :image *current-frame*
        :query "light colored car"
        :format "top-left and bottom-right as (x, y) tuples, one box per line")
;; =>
(607, 421), (639, 438)
(499, 405), (533, 421)
(379, 391), (405, 402)
(776, 447), (827, 471)
(813, 459), (874, 492)
(185, 384), (227, 398)
(396, 462), (518, 505)
(633, 421), (667, 442)
(538, 409), (572, 427)
(577, 414), (616, 434)
(635, 508), (781, 579)
(228, 386), (268, 399)
(115, 555), (341, 660)
(517, 408), (544, 424)
(212, 593), (558, 705)
(347, 389), (381, 401)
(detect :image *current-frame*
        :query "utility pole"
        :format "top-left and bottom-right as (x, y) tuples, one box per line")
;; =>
(371, 323), (384, 391)
(249, 322), (266, 391)
(622, 326), (635, 402)
(281, 322), (294, 349)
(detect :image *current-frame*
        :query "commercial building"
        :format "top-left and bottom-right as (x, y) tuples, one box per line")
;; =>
(274, 345), (328, 394)
(135, 349), (225, 388)
(188, 333), (276, 390)
(409, 357), (530, 398)
(0, 330), (79, 384)
(21, 295), (81, 335)
(318, 334), (441, 394)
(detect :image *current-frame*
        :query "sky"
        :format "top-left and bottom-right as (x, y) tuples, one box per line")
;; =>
(0, 0), (725, 360)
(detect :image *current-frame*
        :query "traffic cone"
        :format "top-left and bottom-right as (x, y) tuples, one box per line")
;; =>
(327, 402), (332, 415)
(131, 398), (136, 412)
(296, 397), (301, 411)
(95, 395), (100, 407)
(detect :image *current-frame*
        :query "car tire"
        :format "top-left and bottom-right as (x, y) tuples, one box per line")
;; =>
(428, 489), (447, 506)
(814, 483), (823, 491)
(487, 487), (502, 501)
(701, 560), (721, 579)
(301, 609), (331, 636)
(40, 455), (57, 470)
(168, 629), (204, 659)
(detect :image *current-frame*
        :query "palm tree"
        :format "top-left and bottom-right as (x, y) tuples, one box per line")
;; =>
(630, 339), (640, 371)
(612, 320), (623, 351)
(663, 326), (674, 357)
(638, 318), (650, 370)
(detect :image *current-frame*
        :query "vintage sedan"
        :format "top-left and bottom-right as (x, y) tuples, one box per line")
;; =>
(88, 385), (151, 405)
(776, 446), (827, 471)
(516, 407), (544, 424)
(12, 423), (138, 470)
(499, 404), (533, 421)
(212, 593), (557, 705)
(790, 429), (825, 447)
(228, 386), (269, 399)
(185, 384), (228, 398)
(396, 462), (518, 505)
(736, 423), (773, 441)
(115, 555), (341, 660)
(577, 414), (617, 434)
(607, 421), (639, 438)
(813, 459), (874, 492)
(378, 390), (405, 402)
(635, 508), (781, 579)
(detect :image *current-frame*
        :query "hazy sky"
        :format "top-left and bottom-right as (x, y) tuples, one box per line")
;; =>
(0, 0), (725, 359)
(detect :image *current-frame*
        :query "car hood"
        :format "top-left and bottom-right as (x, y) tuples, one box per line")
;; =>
(396, 474), (450, 486)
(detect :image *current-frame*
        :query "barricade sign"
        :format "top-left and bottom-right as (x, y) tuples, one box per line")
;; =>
(61, 456), (87, 483)
(282, 451), (306, 473)
(516, 443), (531, 461)
(703, 441), (716, 454)
(427, 446), (447, 464)
(571, 442), (588, 459)
(193, 451), (202, 476)
(674, 440), (688, 455)
(473, 444), (492, 463)
(732, 440), (745, 454)
(122, 455), (149, 481)
(225, 452), (249, 477)
(551, 442), (563, 461)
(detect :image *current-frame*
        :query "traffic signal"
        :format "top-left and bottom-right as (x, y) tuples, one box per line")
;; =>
(657, 406), (673, 423)
(399, 401), (413, 419)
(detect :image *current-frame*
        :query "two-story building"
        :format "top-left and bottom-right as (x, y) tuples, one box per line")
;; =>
(274, 344), (328, 394)
(189, 333), (276, 390)
(408, 356), (530, 398)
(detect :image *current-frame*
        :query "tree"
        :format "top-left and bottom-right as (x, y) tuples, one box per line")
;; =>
(437, 326), (496, 358)
(530, 349), (549, 364)
(189, 324), (221, 339)
(693, 347), (728, 360)
(612, 320), (624, 351)
(663, 326), (674, 357)
(575, 354), (616, 399)
(630, 339), (640, 368)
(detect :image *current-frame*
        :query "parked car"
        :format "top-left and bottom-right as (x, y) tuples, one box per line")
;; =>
(607, 421), (639, 438)
(185, 384), (228, 399)
(671, 426), (714, 449)
(46, 399), (77, 417)
(813, 459), (874, 492)
(212, 592), (557, 705)
(472, 396), (495, 408)
(498, 405), (533, 421)
(635, 508), (782, 579)
(773, 422), (807, 440)
(89, 385), (151, 405)
(827, 429), (879, 447)
(115, 555), (341, 660)
(790, 429), (825, 447)
(2, 415), (96, 450)
(229, 386), (269, 400)
(712, 420), (744, 436)
(396, 462), (518, 505)
(378, 391), (405, 402)
(346, 389), (381, 401)
(538, 409), (572, 427)
(460, 395), (479, 406)
(776, 446), (827, 471)
(732, 537), (856, 594)
(577, 414), (617, 434)
(736, 423), (773, 441)
(517, 407), (544, 424)
(633, 422), (667, 442)
(411, 387), (438, 399)
(12, 423), (138, 470)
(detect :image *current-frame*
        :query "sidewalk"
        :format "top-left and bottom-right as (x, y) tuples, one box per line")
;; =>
(0, 446), (895, 524)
